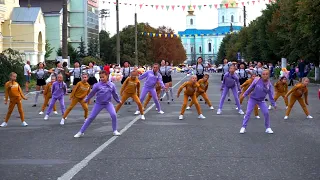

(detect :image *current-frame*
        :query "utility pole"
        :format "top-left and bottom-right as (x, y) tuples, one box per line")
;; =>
(116, 0), (120, 65)
(62, 0), (68, 63)
(134, 13), (138, 66)
(243, 6), (246, 27)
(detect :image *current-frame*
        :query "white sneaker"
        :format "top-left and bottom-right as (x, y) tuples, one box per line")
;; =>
(39, 111), (44, 115)
(255, 116), (261, 119)
(155, 108), (158, 111)
(158, 110), (164, 114)
(53, 111), (58, 115)
(239, 127), (246, 134)
(0, 122), (8, 127)
(44, 115), (49, 120)
(265, 128), (274, 134)
(141, 115), (145, 120)
(21, 121), (28, 127)
(113, 130), (121, 136)
(74, 132), (84, 138)
(198, 114), (206, 119)
(60, 118), (65, 125)
(268, 105), (272, 110)
(134, 111), (140, 115)
(217, 109), (222, 115)
(238, 110), (245, 115)
(186, 106), (191, 110)
(179, 115), (183, 120)
(284, 116), (288, 120)
(286, 106), (288, 109)
(307, 115), (313, 119)
(236, 107), (239, 110)
(210, 106), (214, 110)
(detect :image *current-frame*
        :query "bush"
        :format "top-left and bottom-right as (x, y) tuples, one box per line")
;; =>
(274, 67), (281, 79)
(82, 56), (104, 66)
(0, 49), (25, 87)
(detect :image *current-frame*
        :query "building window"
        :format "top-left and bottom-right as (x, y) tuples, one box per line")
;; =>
(199, 46), (202, 53)
(231, 15), (234, 23)
(208, 43), (212, 52)
(239, 16), (241, 22)
(191, 47), (193, 53)
(190, 18), (193, 25)
(222, 16), (224, 23)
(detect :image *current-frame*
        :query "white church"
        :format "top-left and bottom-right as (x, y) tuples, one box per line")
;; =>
(178, 0), (243, 65)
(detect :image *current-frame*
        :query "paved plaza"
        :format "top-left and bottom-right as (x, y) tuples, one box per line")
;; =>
(0, 73), (319, 180)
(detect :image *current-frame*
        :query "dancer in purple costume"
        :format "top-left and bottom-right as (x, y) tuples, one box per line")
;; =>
(74, 70), (121, 138)
(217, 65), (244, 115)
(134, 63), (166, 115)
(44, 73), (66, 120)
(240, 70), (276, 134)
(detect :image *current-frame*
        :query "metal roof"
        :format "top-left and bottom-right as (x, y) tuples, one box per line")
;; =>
(178, 26), (242, 35)
(11, 7), (41, 24)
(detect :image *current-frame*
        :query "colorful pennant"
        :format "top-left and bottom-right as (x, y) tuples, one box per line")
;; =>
(139, 31), (236, 38)
(102, 0), (275, 11)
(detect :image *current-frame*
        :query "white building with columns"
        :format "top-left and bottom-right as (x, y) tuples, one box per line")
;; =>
(178, 0), (243, 65)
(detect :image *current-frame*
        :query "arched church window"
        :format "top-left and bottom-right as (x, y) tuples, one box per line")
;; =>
(190, 18), (193, 25)
(208, 43), (212, 52)
(199, 46), (202, 53)
(239, 16), (241, 22)
(222, 16), (224, 23)
(231, 15), (234, 23)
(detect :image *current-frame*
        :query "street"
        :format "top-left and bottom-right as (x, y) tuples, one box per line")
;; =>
(0, 73), (319, 180)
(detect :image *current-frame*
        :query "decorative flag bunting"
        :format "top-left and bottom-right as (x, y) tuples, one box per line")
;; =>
(102, 1), (275, 11)
(139, 31), (238, 38)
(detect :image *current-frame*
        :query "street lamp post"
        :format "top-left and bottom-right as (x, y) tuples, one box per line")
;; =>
(116, 0), (120, 65)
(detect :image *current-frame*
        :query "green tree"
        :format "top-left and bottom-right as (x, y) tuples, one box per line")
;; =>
(45, 40), (54, 60)
(99, 30), (114, 64)
(0, 49), (25, 86)
(56, 43), (78, 64)
(78, 37), (86, 58)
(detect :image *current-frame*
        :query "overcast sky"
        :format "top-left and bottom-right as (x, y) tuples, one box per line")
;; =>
(99, 0), (268, 35)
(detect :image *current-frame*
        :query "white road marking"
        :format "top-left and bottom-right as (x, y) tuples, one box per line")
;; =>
(57, 75), (187, 180)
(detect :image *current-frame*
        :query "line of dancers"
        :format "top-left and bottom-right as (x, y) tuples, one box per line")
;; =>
(0, 62), (315, 137)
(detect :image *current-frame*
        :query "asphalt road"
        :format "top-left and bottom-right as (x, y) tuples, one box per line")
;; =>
(0, 73), (319, 180)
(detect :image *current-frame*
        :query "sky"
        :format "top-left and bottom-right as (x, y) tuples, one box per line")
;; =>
(99, 0), (268, 35)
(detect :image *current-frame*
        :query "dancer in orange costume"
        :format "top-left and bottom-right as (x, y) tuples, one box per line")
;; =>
(143, 81), (161, 110)
(177, 75), (206, 120)
(239, 74), (260, 118)
(115, 70), (145, 120)
(60, 73), (91, 125)
(186, 74), (214, 110)
(284, 77), (313, 119)
(39, 76), (57, 115)
(0, 72), (28, 127)
(274, 76), (289, 109)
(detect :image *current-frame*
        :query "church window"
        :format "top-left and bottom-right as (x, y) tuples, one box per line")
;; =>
(222, 16), (224, 23)
(191, 47), (193, 53)
(190, 18), (193, 25)
(208, 43), (212, 52)
(239, 16), (241, 22)
(231, 15), (234, 23)
(199, 46), (202, 53)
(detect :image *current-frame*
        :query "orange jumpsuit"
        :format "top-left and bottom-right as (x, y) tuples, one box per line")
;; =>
(177, 81), (202, 115)
(143, 82), (161, 109)
(188, 79), (213, 107)
(116, 77), (144, 114)
(4, 81), (26, 122)
(41, 82), (57, 112)
(285, 83), (309, 116)
(240, 78), (259, 116)
(274, 81), (288, 106)
(63, 81), (90, 119)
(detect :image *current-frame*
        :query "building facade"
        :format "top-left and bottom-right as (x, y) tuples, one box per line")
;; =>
(20, 0), (100, 60)
(178, 0), (243, 65)
(0, 0), (46, 65)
